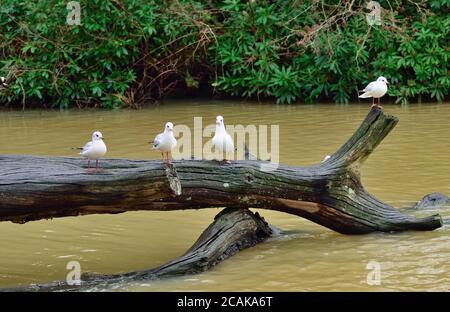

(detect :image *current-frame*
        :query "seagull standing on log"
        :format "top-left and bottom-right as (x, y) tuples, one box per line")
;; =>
(76, 131), (107, 173)
(359, 76), (389, 109)
(151, 122), (177, 164)
(212, 115), (234, 163)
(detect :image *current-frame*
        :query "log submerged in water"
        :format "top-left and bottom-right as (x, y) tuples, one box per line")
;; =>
(0, 108), (443, 233)
(3, 208), (272, 292)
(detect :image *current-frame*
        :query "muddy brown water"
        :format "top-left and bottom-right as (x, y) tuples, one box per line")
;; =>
(0, 100), (449, 291)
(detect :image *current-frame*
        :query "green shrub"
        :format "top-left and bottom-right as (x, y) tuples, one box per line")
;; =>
(212, 0), (449, 104)
(0, 0), (448, 108)
(0, 0), (208, 108)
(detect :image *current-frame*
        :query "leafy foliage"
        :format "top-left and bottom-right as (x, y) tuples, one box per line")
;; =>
(0, 0), (210, 108)
(0, 0), (448, 108)
(212, 0), (449, 104)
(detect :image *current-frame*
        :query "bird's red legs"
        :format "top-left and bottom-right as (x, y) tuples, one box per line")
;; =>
(160, 152), (174, 164)
(87, 159), (91, 174)
(223, 152), (231, 164)
(377, 97), (383, 109)
(96, 160), (99, 173)
(371, 97), (376, 108)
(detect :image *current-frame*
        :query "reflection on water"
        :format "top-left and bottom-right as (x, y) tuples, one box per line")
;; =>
(0, 101), (449, 291)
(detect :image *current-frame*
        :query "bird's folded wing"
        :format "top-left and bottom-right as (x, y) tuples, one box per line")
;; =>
(226, 133), (235, 150)
(363, 81), (376, 92)
(153, 133), (163, 148)
(81, 141), (93, 153)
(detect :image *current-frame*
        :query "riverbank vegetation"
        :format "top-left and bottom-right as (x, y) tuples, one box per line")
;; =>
(0, 0), (448, 108)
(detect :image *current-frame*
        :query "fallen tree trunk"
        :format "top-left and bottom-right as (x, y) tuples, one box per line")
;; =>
(3, 208), (272, 292)
(0, 108), (442, 233)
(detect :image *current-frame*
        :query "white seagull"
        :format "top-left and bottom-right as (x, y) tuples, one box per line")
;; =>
(151, 122), (177, 164)
(76, 131), (107, 173)
(212, 115), (234, 162)
(359, 76), (389, 108)
(0, 77), (7, 88)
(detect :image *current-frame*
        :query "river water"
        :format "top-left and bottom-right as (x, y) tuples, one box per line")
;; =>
(0, 100), (449, 291)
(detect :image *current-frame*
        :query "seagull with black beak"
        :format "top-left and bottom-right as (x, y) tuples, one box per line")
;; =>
(359, 76), (389, 109)
(151, 122), (177, 164)
(75, 131), (107, 173)
(212, 115), (234, 163)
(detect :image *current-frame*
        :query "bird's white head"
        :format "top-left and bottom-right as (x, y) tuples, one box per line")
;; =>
(92, 131), (104, 141)
(377, 76), (389, 85)
(216, 115), (224, 125)
(165, 122), (174, 132)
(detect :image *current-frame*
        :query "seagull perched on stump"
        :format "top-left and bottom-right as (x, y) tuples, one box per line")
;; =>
(359, 76), (389, 109)
(75, 131), (107, 173)
(212, 115), (234, 163)
(151, 122), (177, 164)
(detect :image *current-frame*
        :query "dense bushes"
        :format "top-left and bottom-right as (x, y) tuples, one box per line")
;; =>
(0, 0), (448, 108)
(212, 0), (449, 104)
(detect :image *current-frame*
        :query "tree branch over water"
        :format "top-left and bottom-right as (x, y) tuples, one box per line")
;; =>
(0, 108), (442, 233)
(0, 107), (444, 291)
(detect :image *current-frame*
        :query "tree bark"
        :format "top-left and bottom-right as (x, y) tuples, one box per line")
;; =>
(0, 108), (442, 233)
(2, 208), (272, 292)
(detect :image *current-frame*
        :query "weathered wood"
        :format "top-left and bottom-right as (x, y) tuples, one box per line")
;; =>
(414, 193), (450, 209)
(0, 108), (443, 233)
(2, 208), (272, 292)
